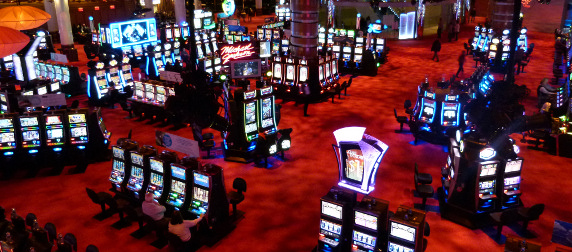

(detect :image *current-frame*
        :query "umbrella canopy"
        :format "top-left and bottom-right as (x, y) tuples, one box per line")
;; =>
(0, 26), (30, 58)
(0, 6), (51, 30)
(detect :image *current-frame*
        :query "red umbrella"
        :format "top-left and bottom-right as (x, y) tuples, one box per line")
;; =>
(0, 6), (51, 31)
(0, 26), (30, 58)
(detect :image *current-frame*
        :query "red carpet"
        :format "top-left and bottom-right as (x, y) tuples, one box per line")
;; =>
(1, 21), (571, 252)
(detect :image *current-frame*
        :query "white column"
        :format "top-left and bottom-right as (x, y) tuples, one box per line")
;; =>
(144, 0), (155, 17)
(194, 0), (201, 10)
(43, 0), (58, 33)
(256, 0), (262, 13)
(175, 0), (186, 25)
(53, 0), (74, 46)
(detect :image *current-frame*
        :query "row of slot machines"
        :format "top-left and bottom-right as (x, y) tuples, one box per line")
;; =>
(35, 62), (72, 85)
(148, 42), (183, 74)
(256, 28), (285, 56)
(200, 56), (222, 74)
(131, 81), (176, 107)
(471, 26), (528, 66)
(224, 32), (252, 44)
(271, 56), (339, 95)
(87, 58), (135, 102)
(163, 23), (190, 43)
(441, 136), (524, 214)
(318, 186), (427, 252)
(109, 141), (229, 226)
(414, 91), (466, 131)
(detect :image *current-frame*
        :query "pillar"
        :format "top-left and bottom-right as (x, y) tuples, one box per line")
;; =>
(144, 0), (155, 17)
(290, 0), (319, 60)
(43, 0), (58, 33)
(175, 0), (186, 25)
(256, 0), (262, 15)
(53, 0), (78, 61)
(194, 0), (201, 10)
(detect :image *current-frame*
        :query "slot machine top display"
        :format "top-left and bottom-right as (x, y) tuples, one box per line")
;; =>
(68, 112), (88, 145)
(44, 114), (65, 146)
(20, 115), (41, 149)
(0, 117), (17, 150)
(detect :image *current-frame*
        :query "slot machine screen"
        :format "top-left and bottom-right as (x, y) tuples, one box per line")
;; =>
(194, 172), (209, 187)
(46, 128), (63, 140)
(62, 67), (70, 82)
(150, 172), (163, 185)
(131, 167), (143, 180)
(171, 165), (185, 180)
(479, 162), (497, 176)
(193, 187), (209, 202)
(332, 61), (337, 75)
(146, 91), (155, 101)
(318, 66), (324, 81)
(286, 65), (294, 80)
(0, 118), (16, 149)
(343, 148), (364, 184)
(388, 242), (414, 252)
(320, 219), (342, 235)
(261, 98), (273, 128)
(332, 45), (340, 53)
(505, 159), (522, 172)
(273, 63), (282, 78)
(23, 90), (33, 96)
(135, 90), (144, 99)
(299, 67), (308, 82)
(390, 221), (415, 242)
(356, 37), (364, 44)
(354, 48), (363, 55)
(37, 86), (48, 95)
(113, 146), (125, 160)
(321, 200), (342, 219)
(355, 211), (378, 230)
(419, 99), (436, 123)
(131, 153), (144, 166)
(150, 159), (164, 172)
(325, 64), (330, 78)
(343, 47), (351, 53)
(0, 94), (5, 103)
(71, 127), (87, 138)
(354, 54), (362, 62)
(69, 114), (86, 123)
(245, 102), (257, 133)
(1, 105), (6, 112)
(171, 180), (185, 194)
(504, 176), (520, 186)
(20, 117), (40, 147)
(343, 53), (351, 61)
(353, 231), (377, 248)
(112, 160), (125, 174)
(479, 180), (495, 191)
(51, 82), (60, 92)
(441, 102), (459, 126)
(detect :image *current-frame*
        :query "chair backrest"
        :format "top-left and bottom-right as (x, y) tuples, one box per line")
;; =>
(44, 222), (57, 244)
(404, 100), (412, 109)
(415, 163), (419, 176)
(25, 213), (37, 228)
(233, 178), (247, 193)
(394, 108), (398, 119)
(85, 188), (100, 204)
(527, 204), (545, 219)
(500, 208), (520, 224)
(348, 77), (353, 86)
(424, 222), (430, 236)
(86, 244), (99, 252)
(64, 233), (78, 251)
(414, 174), (420, 190)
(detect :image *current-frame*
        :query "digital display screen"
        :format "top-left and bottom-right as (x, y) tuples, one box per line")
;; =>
(320, 219), (342, 235)
(232, 60), (261, 79)
(332, 45), (340, 52)
(131, 167), (143, 179)
(51, 82), (60, 92)
(480, 163), (497, 177)
(47, 129), (63, 140)
(22, 130), (39, 141)
(504, 176), (520, 186)
(388, 242), (414, 252)
(286, 65), (294, 80)
(150, 173), (163, 185)
(194, 172), (209, 188)
(0, 132), (15, 144)
(419, 99), (436, 123)
(171, 165), (186, 180)
(343, 47), (351, 53)
(299, 67), (308, 82)
(505, 159), (522, 173)
(244, 102), (257, 134)
(261, 98), (273, 128)
(37, 86), (47, 95)
(273, 63), (281, 78)
(109, 18), (158, 48)
(345, 149), (364, 183)
(353, 230), (376, 247)
(71, 127), (87, 137)
(113, 146), (125, 160)
(0, 119), (13, 128)
(150, 159), (163, 172)
(69, 114), (86, 123)
(112, 160), (125, 172)
(355, 211), (378, 230)
(131, 153), (144, 166)
(193, 186), (209, 202)
(479, 180), (495, 190)
(172, 180), (185, 194)
(442, 102), (459, 126)
(20, 117), (39, 127)
(390, 222), (415, 242)
(321, 201), (342, 220)
(319, 66), (323, 81)
(0, 94), (6, 103)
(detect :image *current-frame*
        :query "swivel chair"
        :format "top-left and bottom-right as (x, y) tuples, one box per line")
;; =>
(414, 174), (434, 210)
(228, 178), (247, 218)
(490, 208), (520, 240)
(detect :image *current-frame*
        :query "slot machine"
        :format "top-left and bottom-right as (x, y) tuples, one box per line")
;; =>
(155, 85), (167, 106)
(488, 37), (500, 62)
(19, 114), (42, 154)
(36, 85), (48, 96)
(147, 150), (178, 203)
(517, 28), (528, 51)
(61, 66), (70, 84)
(67, 110), (89, 148)
(0, 93), (9, 113)
(258, 87), (277, 135)
(224, 89), (258, 162)
(3, 55), (14, 71)
(352, 196), (389, 252)
(417, 91), (436, 124)
(166, 163), (194, 211)
(482, 29), (494, 52)
(133, 45), (144, 60)
(296, 59), (309, 93)
(163, 43), (174, 66)
(271, 57), (284, 85)
(318, 32), (326, 45)
(475, 158), (500, 212)
(332, 45), (341, 59)
(342, 46), (353, 68)
(164, 24), (174, 42)
(153, 45), (164, 72)
(43, 112), (65, 153)
(46, 64), (54, 80)
(242, 90), (259, 143)
(126, 145), (157, 200)
(37, 61), (45, 78)
(173, 41), (181, 63)
(210, 32), (218, 53)
(355, 37), (364, 48)
(121, 46), (133, 59)
(120, 57), (134, 88)
(388, 206), (426, 252)
(501, 29), (511, 62)
(257, 28), (265, 40)
(173, 24), (182, 41)
(265, 29), (272, 41)
(353, 47), (363, 69)
(283, 58), (296, 86)
(0, 114), (17, 158)
(203, 58), (213, 74)
(272, 30), (281, 55)
(49, 81), (61, 94)
(477, 27), (488, 51)
(181, 22), (190, 38)
(331, 60), (339, 82)
(133, 81), (144, 100)
(203, 34), (212, 56)
(318, 63), (326, 89)
(471, 25), (481, 49)
(188, 164), (229, 227)
(318, 186), (357, 252)
(88, 62), (110, 100)
(109, 140), (139, 192)
(281, 39), (289, 55)
(214, 57), (222, 73)
(327, 33), (334, 45)
(441, 94), (460, 127)
(500, 157), (523, 208)
(144, 83), (156, 103)
(53, 65), (62, 81)
(107, 59), (123, 90)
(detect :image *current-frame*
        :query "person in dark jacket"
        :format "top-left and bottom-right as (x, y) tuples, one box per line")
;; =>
(456, 51), (466, 77)
(431, 39), (441, 62)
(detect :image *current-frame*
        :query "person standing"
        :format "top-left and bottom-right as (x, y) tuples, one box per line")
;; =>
(537, 78), (557, 109)
(470, 9), (476, 23)
(456, 51), (466, 77)
(455, 20), (460, 41)
(431, 39), (441, 62)
(437, 18), (443, 39)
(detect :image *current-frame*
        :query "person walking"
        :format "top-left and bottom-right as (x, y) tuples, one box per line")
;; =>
(437, 18), (443, 39)
(431, 39), (441, 62)
(456, 51), (466, 77)
(455, 20), (460, 41)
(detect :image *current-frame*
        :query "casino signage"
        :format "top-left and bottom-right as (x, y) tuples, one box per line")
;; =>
(220, 43), (256, 64)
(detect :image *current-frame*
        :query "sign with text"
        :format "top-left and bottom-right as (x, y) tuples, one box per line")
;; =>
(17, 93), (66, 108)
(219, 42), (256, 64)
(50, 53), (68, 63)
(159, 70), (182, 83)
(155, 131), (199, 157)
(552, 220), (572, 248)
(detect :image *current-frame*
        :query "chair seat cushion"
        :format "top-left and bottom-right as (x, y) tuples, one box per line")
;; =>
(228, 191), (245, 204)
(490, 212), (502, 223)
(417, 185), (434, 196)
(204, 139), (215, 148)
(397, 116), (408, 123)
(418, 173), (433, 184)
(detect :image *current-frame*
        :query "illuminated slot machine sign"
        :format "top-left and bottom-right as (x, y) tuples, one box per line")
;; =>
(342, 47), (352, 61)
(167, 164), (187, 209)
(517, 28), (527, 51)
(147, 158), (165, 199)
(418, 93), (436, 124)
(154, 45), (164, 70)
(333, 127), (388, 194)
(355, 37), (364, 47)
(479, 73), (494, 97)
(109, 18), (158, 49)
(488, 38), (499, 59)
(108, 60), (122, 89)
(272, 60), (282, 84)
(388, 222), (416, 252)
(20, 116), (41, 149)
(44, 115), (65, 146)
(354, 47), (363, 63)
(37, 85), (48, 95)
(243, 91), (258, 141)
(173, 26), (181, 39)
(298, 63), (308, 85)
(441, 95), (460, 127)
(204, 59), (212, 73)
(110, 146), (126, 185)
(257, 29), (264, 40)
(189, 171), (210, 216)
(126, 152), (145, 192)
(318, 33), (326, 44)
(54, 65), (62, 80)
(281, 39), (289, 54)
(258, 87), (276, 133)
(214, 58), (221, 72)
(155, 86), (166, 105)
(318, 65), (324, 86)
(164, 43), (173, 65)
(121, 46), (133, 58)
(134, 82), (144, 100)
(68, 113), (88, 145)
(61, 66), (70, 84)
(265, 29), (272, 40)
(0, 118), (17, 151)
(145, 83), (155, 102)
(95, 62), (108, 95)
(285, 64), (295, 85)
(502, 158), (523, 205)
(325, 63), (332, 82)
(319, 200), (343, 247)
